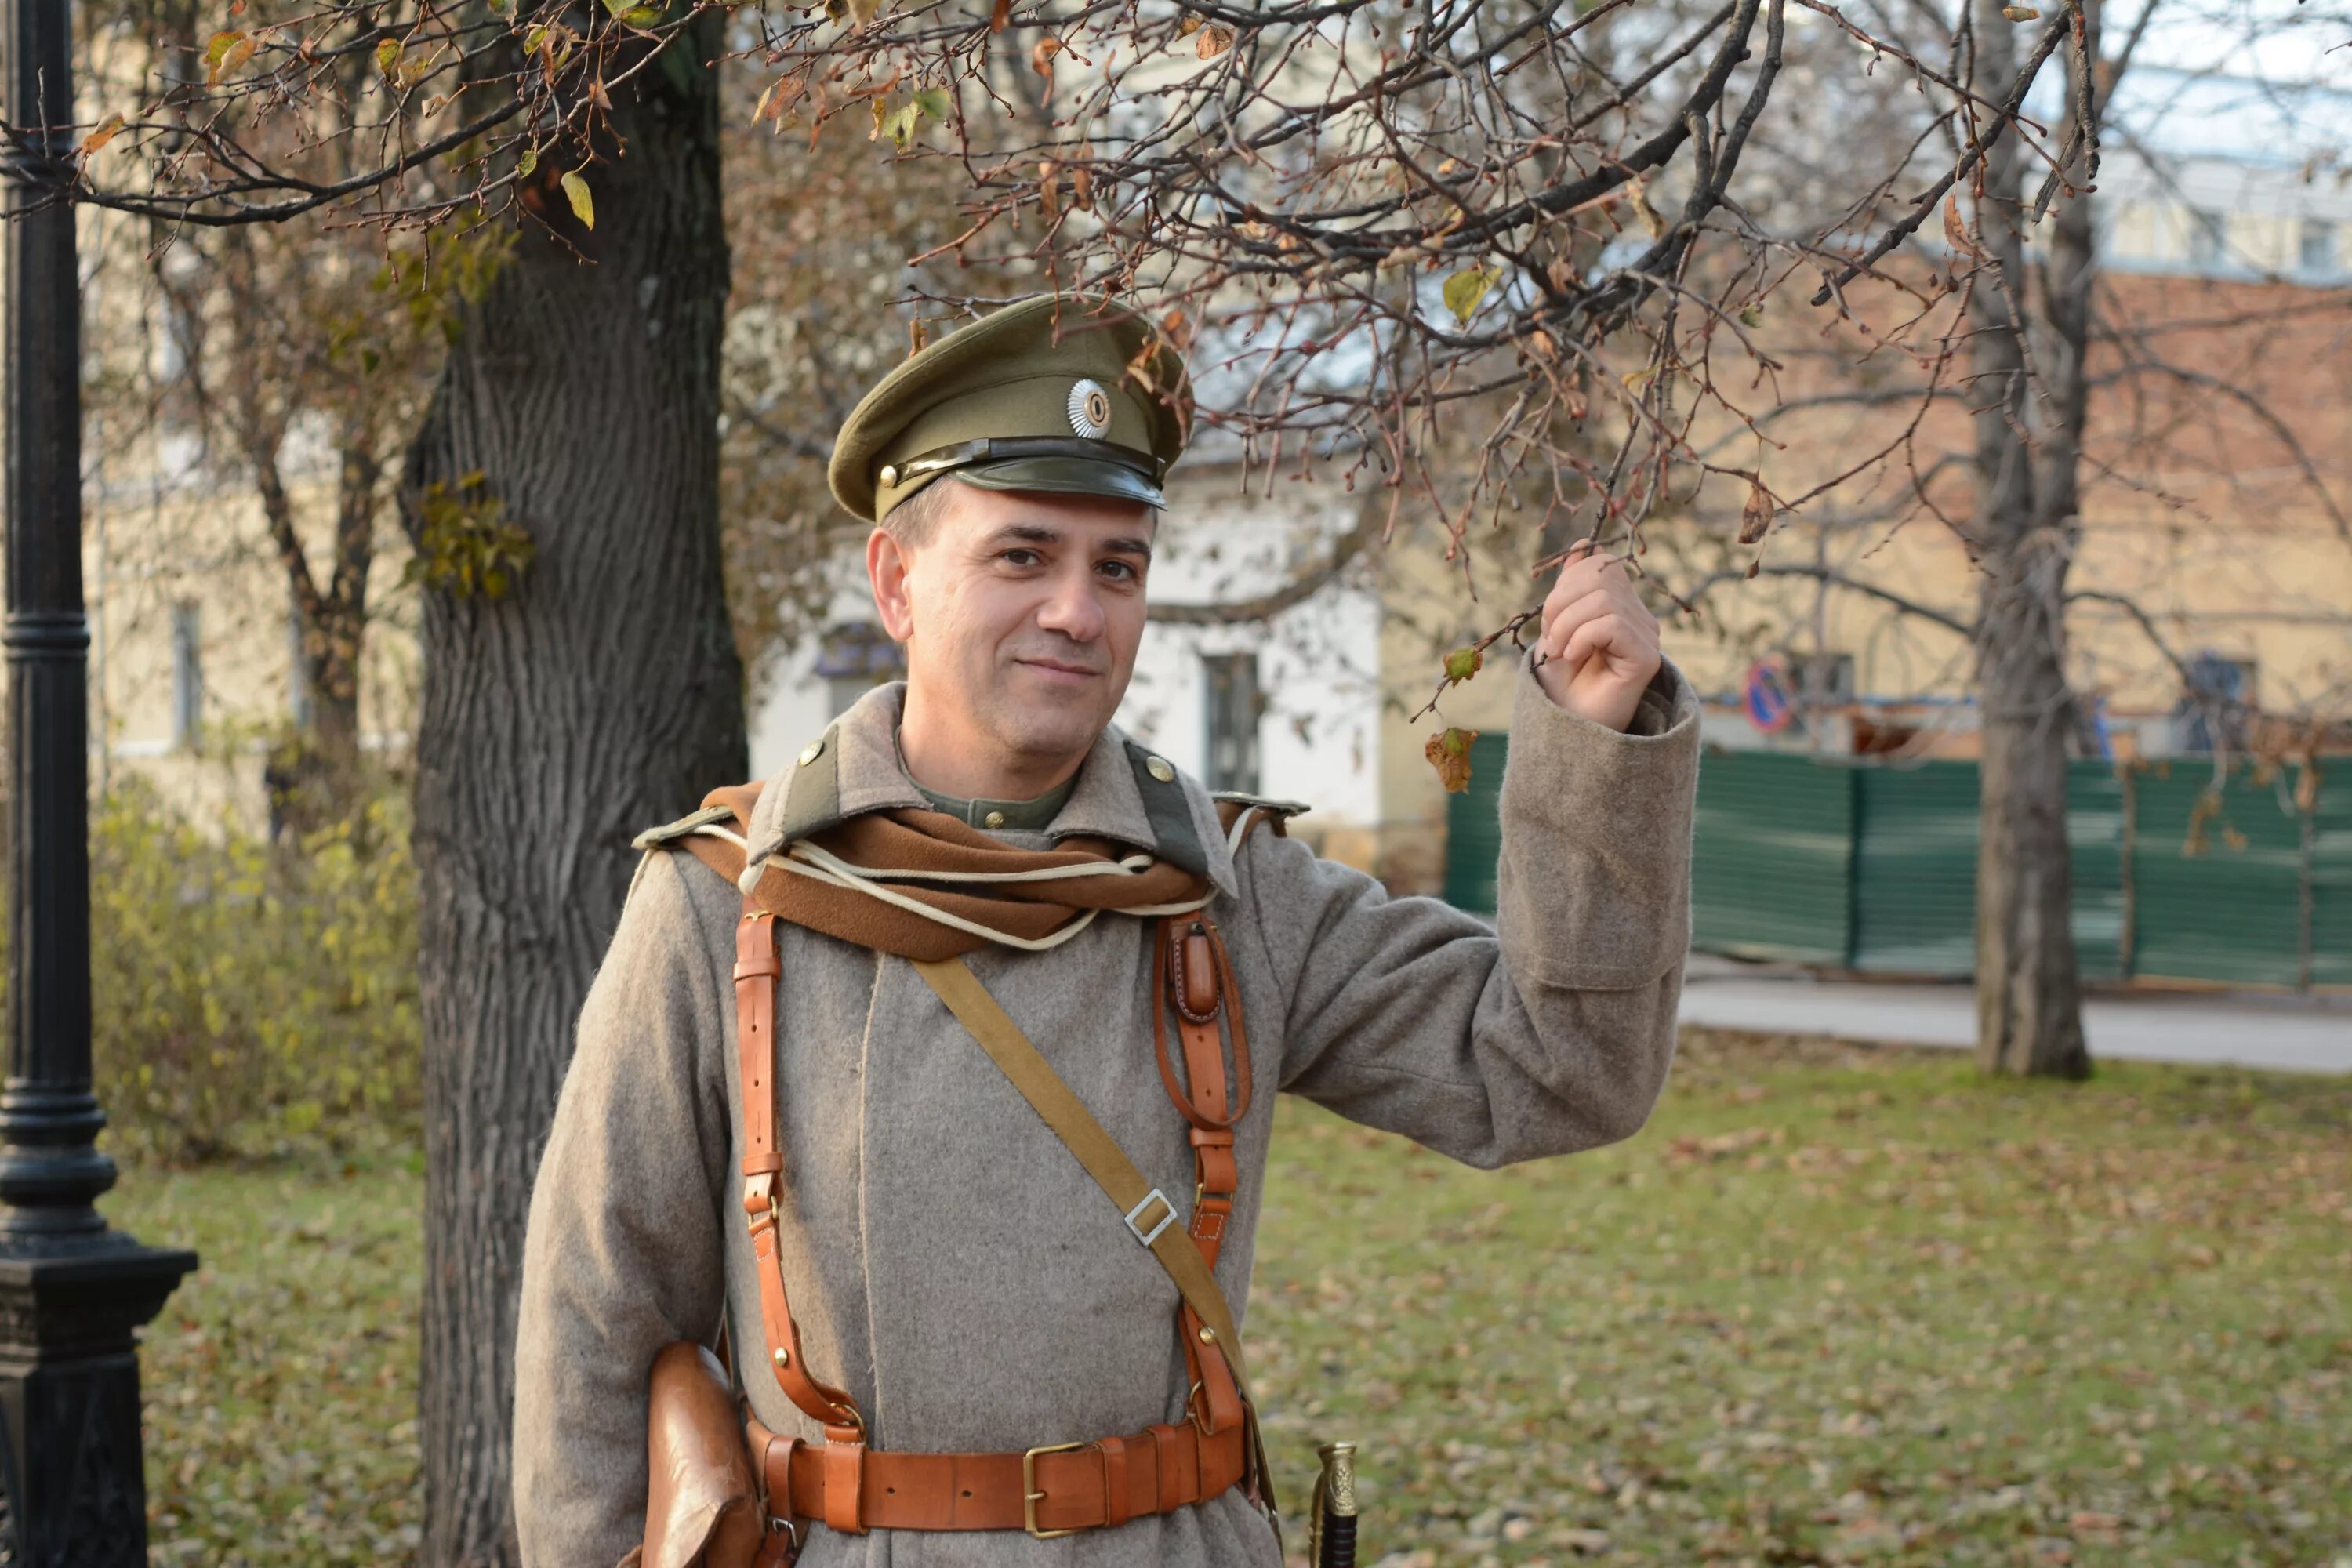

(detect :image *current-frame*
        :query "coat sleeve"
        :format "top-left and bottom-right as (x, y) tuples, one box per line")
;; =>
(513, 850), (737, 1568)
(1254, 653), (1699, 1168)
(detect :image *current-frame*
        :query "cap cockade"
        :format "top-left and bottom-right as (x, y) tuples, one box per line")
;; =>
(1067, 378), (1113, 440)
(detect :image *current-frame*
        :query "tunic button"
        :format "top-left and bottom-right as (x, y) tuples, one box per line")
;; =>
(984, 810), (1007, 829)
(798, 740), (823, 767)
(1145, 755), (1175, 782)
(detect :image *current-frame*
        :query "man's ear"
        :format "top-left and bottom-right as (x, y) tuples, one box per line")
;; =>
(867, 527), (916, 644)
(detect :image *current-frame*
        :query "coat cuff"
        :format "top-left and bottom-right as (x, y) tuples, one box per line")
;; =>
(1493, 652), (1700, 990)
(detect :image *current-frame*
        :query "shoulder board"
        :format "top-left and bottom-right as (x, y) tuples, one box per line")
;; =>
(1210, 790), (1311, 819)
(630, 804), (735, 853)
(1211, 792), (1309, 841)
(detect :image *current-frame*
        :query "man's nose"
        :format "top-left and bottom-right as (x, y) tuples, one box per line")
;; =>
(1035, 566), (1106, 642)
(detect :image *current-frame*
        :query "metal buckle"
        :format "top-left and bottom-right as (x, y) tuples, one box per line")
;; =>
(1022, 1440), (1099, 1538)
(1123, 1188), (1178, 1247)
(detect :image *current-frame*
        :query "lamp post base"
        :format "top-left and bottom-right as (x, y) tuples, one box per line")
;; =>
(0, 1240), (199, 1566)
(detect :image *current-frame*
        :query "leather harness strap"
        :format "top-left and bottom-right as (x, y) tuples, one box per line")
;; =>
(1157, 915), (1250, 1436)
(732, 915), (867, 1439)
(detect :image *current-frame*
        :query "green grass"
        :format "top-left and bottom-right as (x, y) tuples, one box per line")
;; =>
(110, 1031), (2350, 1566)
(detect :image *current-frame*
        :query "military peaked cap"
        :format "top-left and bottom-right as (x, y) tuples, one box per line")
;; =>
(828, 292), (1194, 524)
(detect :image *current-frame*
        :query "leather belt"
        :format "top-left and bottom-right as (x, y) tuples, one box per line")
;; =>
(748, 1415), (1248, 1537)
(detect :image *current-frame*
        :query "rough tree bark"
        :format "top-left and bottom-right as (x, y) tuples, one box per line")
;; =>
(401, 20), (746, 1563)
(1964, 0), (2093, 1078)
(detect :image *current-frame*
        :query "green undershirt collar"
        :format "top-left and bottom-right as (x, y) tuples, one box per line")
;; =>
(895, 728), (1077, 832)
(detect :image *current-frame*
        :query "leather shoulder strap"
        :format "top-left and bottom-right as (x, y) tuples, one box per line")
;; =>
(909, 956), (1250, 1395)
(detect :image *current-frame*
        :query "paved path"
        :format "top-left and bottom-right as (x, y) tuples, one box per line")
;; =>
(1676, 956), (2352, 1074)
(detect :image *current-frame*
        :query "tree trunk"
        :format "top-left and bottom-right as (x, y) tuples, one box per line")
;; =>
(1965, 0), (2093, 1079)
(402, 22), (744, 1564)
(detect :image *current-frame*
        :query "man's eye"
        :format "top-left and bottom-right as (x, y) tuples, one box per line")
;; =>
(1001, 549), (1042, 567)
(1100, 561), (1139, 582)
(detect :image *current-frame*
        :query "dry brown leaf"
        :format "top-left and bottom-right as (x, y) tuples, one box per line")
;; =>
(1944, 194), (1989, 261)
(1030, 35), (1061, 75)
(1738, 479), (1774, 544)
(989, 0), (1011, 31)
(1627, 173), (1667, 240)
(1197, 24), (1234, 57)
(1424, 726), (1478, 793)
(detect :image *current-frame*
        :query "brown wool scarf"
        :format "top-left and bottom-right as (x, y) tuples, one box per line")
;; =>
(676, 783), (1272, 961)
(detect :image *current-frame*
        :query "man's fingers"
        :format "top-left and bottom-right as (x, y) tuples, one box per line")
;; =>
(1539, 579), (1630, 660)
(1539, 544), (1616, 635)
(1561, 612), (1654, 677)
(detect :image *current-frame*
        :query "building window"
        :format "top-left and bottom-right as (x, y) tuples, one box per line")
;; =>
(1795, 651), (1855, 706)
(171, 600), (203, 750)
(2300, 219), (2337, 277)
(2187, 209), (2225, 271)
(288, 606), (313, 728)
(814, 621), (907, 719)
(1201, 652), (1261, 795)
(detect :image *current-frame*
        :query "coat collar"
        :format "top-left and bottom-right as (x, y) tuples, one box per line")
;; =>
(742, 681), (1237, 899)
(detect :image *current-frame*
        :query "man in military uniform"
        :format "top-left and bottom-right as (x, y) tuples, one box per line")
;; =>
(514, 292), (1700, 1566)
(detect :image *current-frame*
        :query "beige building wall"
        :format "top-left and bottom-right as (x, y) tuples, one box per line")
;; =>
(85, 439), (418, 829)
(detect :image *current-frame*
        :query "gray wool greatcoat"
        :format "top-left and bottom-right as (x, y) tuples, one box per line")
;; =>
(512, 653), (1701, 1568)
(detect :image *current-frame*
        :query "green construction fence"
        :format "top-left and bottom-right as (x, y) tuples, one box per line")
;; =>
(1443, 742), (2350, 989)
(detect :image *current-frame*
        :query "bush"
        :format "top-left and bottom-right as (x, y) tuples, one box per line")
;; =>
(85, 777), (420, 1163)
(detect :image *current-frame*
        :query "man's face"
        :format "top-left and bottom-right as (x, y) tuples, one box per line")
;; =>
(869, 481), (1154, 769)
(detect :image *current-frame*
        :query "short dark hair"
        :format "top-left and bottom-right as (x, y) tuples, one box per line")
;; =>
(878, 476), (958, 548)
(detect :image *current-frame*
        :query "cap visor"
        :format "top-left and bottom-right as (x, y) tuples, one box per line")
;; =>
(953, 456), (1165, 509)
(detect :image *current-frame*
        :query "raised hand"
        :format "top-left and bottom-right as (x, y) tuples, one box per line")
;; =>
(1531, 540), (1663, 733)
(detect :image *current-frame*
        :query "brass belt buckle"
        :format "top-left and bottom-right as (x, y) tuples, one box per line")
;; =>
(1023, 1439), (1103, 1539)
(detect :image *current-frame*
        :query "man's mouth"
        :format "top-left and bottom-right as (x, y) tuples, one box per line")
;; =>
(1015, 656), (1103, 681)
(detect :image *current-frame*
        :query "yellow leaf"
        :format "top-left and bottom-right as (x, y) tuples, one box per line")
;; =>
(80, 112), (128, 155)
(516, 146), (538, 177)
(376, 37), (403, 75)
(1443, 647), (1483, 683)
(205, 28), (245, 85)
(561, 169), (594, 229)
(2001, 5), (2040, 17)
(1442, 266), (1497, 326)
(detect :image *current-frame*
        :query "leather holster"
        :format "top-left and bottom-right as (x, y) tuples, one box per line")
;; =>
(628, 1341), (764, 1568)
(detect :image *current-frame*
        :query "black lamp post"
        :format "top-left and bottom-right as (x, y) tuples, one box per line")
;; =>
(2, 0), (198, 1555)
